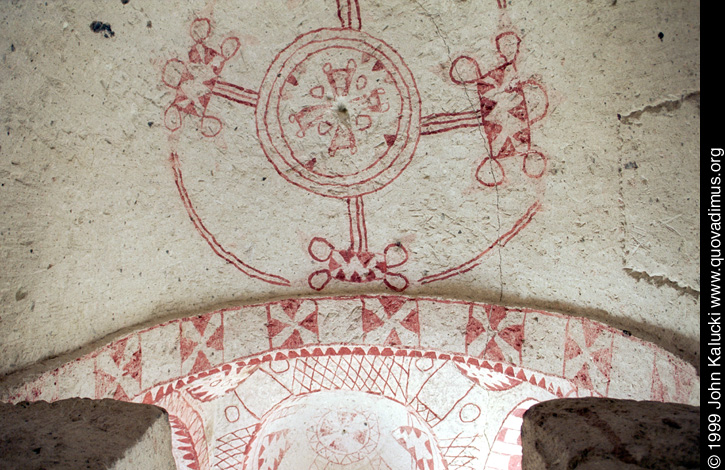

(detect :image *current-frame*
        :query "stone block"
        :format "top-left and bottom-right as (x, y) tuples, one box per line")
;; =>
(0, 398), (175, 470)
(521, 398), (699, 470)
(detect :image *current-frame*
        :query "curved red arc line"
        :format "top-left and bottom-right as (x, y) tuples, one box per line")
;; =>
(418, 200), (541, 284)
(171, 152), (291, 286)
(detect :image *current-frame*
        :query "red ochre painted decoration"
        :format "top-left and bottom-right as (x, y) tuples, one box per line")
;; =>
(162, 18), (244, 138)
(3, 296), (698, 470)
(161, 1), (552, 293)
(446, 32), (549, 187)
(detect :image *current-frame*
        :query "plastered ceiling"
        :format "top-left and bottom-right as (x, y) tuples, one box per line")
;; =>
(0, 0), (700, 466)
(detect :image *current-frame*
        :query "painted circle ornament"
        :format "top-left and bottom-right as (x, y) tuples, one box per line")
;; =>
(310, 409), (379, 463)
(162, 2), (550, 292)
(256, 28), (422, 198)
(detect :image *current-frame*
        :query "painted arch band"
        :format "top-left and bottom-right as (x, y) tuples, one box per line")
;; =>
(1, 296), (699, 470)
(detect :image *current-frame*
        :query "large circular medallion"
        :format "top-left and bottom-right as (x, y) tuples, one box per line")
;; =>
(256, 28), (421, 198)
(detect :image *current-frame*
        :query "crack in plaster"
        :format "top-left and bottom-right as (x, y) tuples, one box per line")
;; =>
(623, 267), (700, 298)
(619, 91), (700, 125)
(617, 90), (700, 298)
(412, 0), (505, 300)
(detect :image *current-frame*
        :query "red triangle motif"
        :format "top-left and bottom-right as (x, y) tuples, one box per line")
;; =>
(95, 369), (117, 398)
(400, 309), (420, 334)
(362, 307), (384, 333)
(180, 68), (194, 83)
(122, 349), (142, 385)
(109, 339), (128, 367)
(486, 305), (507, 330)
(466, 314), (485, 345)
(572, 363), (594, 391)
(180, 336), (199, 363)
(381, 297), (406, 317)
(180, 101), (199, 116)
(393, 426), (432, 470)
(359, 251), (374, 267)
(508, 100), (528, 122)
(329, 256), (341, 272)
(498, 325), (524, 352)
(384, 329), (402, 346)
(188, 46), (203, 64)
(477, 81), (496, 96)
(281, 300), (302, 320)
(190, 351), (212, 375)
(513, 128), (531, 144)
(479, 96), (497, 117)
(286, 74), (299, 86)
(267, 318), (290, 339)
(564, 336), (582, 361)
(191, 315), (211, 336)
(483, 120), (502, 143)
(487, 66), (506, 86)
(198, 94), (211, 109)
(590, 347), (612, 378)
(303, 158), (317, 170)
(339, 249), (355, 264)
(384, 134), (396, 147)
(496, 138), (517, 159)
(113, 384), (130, 402)
(372, 60), (385, 71)
(206, 325), (224, 351)
(484, 338), (505, 362)
(280, 329), (304, 349)
(202, 78), (217, 91)
(582, 320), (603, 348)
(361, 52), (374, 63)
(299, 311), (318, 335)
(202, 45), (217, 65)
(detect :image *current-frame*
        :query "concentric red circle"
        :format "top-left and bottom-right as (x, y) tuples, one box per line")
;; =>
(256, 28), (421, 198)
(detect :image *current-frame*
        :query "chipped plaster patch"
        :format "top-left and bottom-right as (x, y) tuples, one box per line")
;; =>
(619, 93), (700, 294)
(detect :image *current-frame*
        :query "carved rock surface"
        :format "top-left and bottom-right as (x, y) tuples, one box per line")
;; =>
(521, 398), (699, 470)
(0, 398), (175, 470)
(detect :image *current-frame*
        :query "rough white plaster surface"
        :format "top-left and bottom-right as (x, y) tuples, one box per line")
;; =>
(0, 398), (175, 470)
(621, 94), (700, 293)
(0, 297), (699, 470)
(0, 0), (699, 398)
